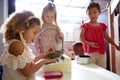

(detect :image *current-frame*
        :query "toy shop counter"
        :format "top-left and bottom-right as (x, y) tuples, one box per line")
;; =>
(35, 59), (120, 80)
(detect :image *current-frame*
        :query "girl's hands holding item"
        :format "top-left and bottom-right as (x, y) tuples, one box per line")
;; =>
(42, 48), (58, 64)
(88, 42), (99, 48)
(43, 48), (55, 58)
(42, 58), (57, 64)
(43, 48), (53, 57)
(44, 48), (62, 59)
(34, 48), (57, 63)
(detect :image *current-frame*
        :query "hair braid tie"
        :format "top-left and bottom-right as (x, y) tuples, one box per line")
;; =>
(19, 31), (26, 45)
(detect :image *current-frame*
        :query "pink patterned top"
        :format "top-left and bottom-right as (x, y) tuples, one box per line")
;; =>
(81, 23), (107, 54)
(34, 24), (63, 54)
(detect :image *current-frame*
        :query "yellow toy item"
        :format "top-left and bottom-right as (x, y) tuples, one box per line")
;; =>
(43, 54), (71, 75)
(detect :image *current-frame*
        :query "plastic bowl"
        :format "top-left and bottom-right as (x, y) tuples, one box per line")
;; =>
(45, 50), (63, 59)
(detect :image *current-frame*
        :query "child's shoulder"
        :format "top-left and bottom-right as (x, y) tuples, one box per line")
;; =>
(99, 23), (107, 28)
(81, 23), (89, 28)
(9, 40), (24, 56)
(99, 22), (105, 25)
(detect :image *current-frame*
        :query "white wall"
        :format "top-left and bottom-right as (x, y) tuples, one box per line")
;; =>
(98, 11), (108, 26)
(0, 0), (8, 27)
(0, 0), (8, 56)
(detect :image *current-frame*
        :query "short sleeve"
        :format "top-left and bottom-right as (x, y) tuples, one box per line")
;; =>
(101, 23), (107, 31)
(80, 23), (87, 29)
(0, 45), (35, 70)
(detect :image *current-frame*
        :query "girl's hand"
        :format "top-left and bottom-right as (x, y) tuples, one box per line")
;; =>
(58, 32), (64, 39)
(114, 45), (120, 50)
(43, 58), (57, 64)
(89, 42), (99, 48)
(43, 48), (54, 57)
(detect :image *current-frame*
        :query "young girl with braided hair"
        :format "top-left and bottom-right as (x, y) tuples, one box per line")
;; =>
(0, 10), (57, 80)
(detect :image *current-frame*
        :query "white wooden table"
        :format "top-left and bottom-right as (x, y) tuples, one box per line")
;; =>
(35, 60), (120, 80)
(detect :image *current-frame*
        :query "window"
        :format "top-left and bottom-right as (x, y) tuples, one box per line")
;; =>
(16, 0), (90, 41)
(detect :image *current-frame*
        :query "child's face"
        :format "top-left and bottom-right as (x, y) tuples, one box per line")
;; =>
(87, 7), (100, 22)
(43, 11), (55, 24)
(23, 25), (41, 43)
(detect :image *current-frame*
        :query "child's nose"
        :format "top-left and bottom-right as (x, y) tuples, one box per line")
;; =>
(34, 35), (37, 38)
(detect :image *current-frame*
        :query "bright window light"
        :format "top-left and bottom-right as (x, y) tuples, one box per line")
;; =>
(15, 0), (90, 41)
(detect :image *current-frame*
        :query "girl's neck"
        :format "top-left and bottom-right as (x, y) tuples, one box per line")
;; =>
(89, 21), (99, 26)
(42, 23), (53, 27)
(43, 23), (53, 25)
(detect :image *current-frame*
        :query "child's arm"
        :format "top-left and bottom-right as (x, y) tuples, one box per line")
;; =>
(104, 32), (120, 50)
(20, 58), (57, 77)
(80, 28), (99, 48)
(33, 50), (51, 62)
(56, 25), (64, 39)
(9, 41), (57, 77)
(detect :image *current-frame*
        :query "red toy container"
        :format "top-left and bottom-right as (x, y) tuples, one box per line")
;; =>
(44, 71), (63, 79)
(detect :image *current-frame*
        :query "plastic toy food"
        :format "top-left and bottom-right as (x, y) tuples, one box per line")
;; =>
(45, 48), (63, 59)
(52, 50), (56, 54)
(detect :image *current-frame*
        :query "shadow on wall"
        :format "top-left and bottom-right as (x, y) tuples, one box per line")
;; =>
(0, 33), (4, 56)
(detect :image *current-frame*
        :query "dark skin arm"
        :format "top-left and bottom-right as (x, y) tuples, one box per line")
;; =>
(9, 40), (57, 77)
(104, 32), (120, 50)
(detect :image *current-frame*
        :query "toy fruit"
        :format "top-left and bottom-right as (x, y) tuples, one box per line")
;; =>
(52, 50), (56, 54)
(45, 50), (62, 59)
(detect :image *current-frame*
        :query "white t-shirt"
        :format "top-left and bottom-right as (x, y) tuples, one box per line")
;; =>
(0, 39), (35, 80)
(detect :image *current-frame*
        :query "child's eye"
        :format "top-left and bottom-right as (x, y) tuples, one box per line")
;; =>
(46, 16), (49, 18)
(51, 16), (54, 18)
(94, 11), (97, 14)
